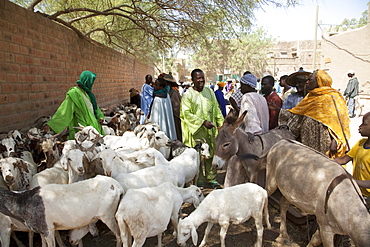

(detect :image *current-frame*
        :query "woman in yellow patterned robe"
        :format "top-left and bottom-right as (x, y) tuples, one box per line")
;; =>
(279, 70), (350, 158)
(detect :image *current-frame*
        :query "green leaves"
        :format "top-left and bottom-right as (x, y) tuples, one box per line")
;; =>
(11, 0), (291, 65)
(191, 29), (273, 78)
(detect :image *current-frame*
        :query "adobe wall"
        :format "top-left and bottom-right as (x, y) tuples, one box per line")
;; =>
(0, 0), (154, 132)
(321, 24), (370, 92)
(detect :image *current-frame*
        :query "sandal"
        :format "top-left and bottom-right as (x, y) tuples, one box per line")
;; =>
(209, 181), (222, 189)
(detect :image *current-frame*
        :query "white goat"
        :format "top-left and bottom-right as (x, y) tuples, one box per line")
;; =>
(94, 148), (159, 177)
(0, 157), (37, 191)
(116, 182), (204, 247)
(19, 151), (37, 167)
(0, 175), (124, 247)
(112, 146), (201, 190)
(133, 122), (160, 140)
(73, 125), (171, 157)
(29, 162), (69, 189)
(68, 223), (99, 247)
(136, 146), (202, 187)
(0, 137), (16, 158)
(177, 183), (271, 247)
(102, 125), (116, 135)
(113, 164), (178, 191)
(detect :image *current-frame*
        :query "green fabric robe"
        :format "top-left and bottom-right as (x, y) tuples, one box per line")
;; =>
(47, 86), (104, 139)
(180, 87), (224, 182)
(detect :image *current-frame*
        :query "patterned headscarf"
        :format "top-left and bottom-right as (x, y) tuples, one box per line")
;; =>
(316, 69), (332, 87)
(76, 71), (99, 119)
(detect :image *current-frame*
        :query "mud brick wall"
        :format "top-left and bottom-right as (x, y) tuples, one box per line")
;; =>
(0, 0), (154, 132)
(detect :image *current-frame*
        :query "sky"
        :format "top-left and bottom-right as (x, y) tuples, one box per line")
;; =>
(253, 0), (369, 41)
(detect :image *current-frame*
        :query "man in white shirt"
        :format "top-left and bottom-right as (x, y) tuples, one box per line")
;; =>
(224, 73), (269, 187)
(239, 74), (269, 134)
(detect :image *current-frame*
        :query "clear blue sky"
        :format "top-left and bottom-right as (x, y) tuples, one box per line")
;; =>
(253, 0), (369, 41)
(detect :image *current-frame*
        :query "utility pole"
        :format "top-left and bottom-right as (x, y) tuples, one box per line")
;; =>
(313, 5), (319, 70)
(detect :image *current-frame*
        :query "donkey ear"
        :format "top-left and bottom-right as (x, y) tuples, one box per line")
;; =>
(228, 110), (247, 131)
(223, 108), (239, 125)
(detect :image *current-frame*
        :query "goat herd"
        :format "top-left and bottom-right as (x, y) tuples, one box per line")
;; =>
(0, 104), (369, 247)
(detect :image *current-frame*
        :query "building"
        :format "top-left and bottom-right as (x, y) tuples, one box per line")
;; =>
(264, 40), (320, 79)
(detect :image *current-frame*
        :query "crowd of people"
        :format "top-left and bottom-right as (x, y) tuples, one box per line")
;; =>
(44, 68), (370, 199)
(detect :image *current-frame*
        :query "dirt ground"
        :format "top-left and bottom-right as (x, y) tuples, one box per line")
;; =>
(9, 114), (362, 247)
(11, 170), (353, 247)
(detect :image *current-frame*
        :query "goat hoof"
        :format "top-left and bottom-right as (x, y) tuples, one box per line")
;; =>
(276, 236), (292, 245)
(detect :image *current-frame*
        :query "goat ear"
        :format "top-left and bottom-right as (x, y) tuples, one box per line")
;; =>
(0, 143), (6, 152)
(192, 194), (200, 208)
(83, 155), (90, 171)
(193, 143), (201, 150)
(60, 155), (68, 171)
(191, 226), (198, 246)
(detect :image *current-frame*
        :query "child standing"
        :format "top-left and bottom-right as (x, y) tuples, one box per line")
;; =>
(334, 111), (370, 197)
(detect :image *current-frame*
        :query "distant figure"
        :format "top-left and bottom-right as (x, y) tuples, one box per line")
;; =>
(129, 88), (141, 107)
(183, 82), (191, 93)
(164, 73), (182, 142)
(229, 72), (251, 112)
(344, 69), (359, 118)
(282, 71), (310, 109)
(229, 87), (243, 113)
(140, 74), (154, 124)
(148, 78), (177, 140)
(279, 75), (294, 102)
(226, 79), (234, 94)
(298, 67), (305, 72)
(261, 75), (282, 130)
(178, 81), (185, 95)
(214, 81), (227, 117)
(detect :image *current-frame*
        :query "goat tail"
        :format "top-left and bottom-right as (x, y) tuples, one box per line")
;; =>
(263, 193), (271, 229)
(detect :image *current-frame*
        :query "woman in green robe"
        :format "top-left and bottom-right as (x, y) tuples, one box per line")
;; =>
(45, 71), (105, 139)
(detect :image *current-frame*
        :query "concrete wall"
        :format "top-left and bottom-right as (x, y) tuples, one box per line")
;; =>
(0, 0), (154, 132)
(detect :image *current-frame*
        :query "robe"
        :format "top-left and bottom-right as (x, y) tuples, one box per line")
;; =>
(47, 86), (104, 140)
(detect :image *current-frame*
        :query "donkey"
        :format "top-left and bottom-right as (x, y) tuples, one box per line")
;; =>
(265, 139), (370, 246)
(212, 110), (295, 187)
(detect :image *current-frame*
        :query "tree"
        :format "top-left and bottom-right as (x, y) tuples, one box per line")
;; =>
(10, 0), (296, 64)
(191, 28), (273, 81)
(331, 9), (368, 32)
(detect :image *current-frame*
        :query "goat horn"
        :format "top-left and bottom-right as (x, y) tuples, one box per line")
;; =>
(51, 126), (69, 139)
(33, 115), (50, 123)
(27, 133), (41, 141)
